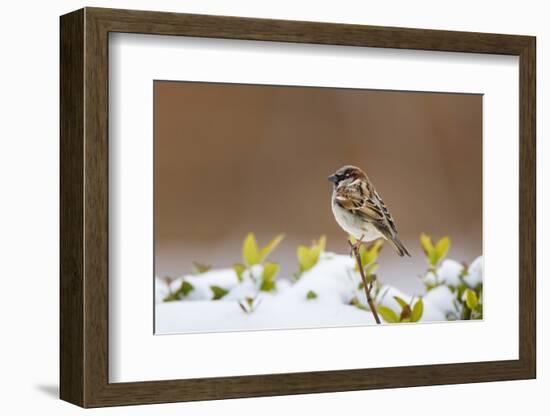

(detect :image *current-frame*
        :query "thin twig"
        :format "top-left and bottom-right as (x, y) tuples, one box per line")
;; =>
(349, 240), (382, 324)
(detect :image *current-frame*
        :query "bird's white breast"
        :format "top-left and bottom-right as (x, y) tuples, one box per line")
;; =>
(331, 198), (384, 242)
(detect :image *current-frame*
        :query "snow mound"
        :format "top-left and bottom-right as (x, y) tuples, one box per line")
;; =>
(156, 297), (376, 334)
(155, 254), (483, 333)
(464, 256), (483, 287)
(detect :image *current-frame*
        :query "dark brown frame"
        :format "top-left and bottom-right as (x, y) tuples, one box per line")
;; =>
(60, 7), (536, 408)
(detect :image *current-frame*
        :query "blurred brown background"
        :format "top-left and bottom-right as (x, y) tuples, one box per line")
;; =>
(154, 81), (482, 293)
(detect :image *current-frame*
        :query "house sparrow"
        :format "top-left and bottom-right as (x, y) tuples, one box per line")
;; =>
(328, 165), (411, 257)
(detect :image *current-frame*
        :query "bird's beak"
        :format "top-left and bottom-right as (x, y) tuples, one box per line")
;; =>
(328, 174), (338, 183)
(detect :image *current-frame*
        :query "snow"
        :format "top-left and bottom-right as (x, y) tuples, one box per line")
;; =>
(423, 259), (464, 287)
(376, 284), (414, 311)
(162, 267), (240, 302)
(155, 280), (169, 302)
(156, 253), (483, 334)
(156, 297), (376, 334)
(423, 271), (438, 286)
(423, 285), (457, 318)
(278, 254), (357, 305)
(437, 259), (465, 287)
(464, 256), (483, 287)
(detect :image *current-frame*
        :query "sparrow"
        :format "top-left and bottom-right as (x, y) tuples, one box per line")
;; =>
(328, 165), (411, 257)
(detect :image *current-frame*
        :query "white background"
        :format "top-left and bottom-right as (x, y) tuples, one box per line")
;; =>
(110, 34), (518, 382)
(0, 0), (546, 414)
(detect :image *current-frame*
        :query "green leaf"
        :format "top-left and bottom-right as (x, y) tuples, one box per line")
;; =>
(310, 245), (322, 264)
(243, 233), (260, 266)
(464, 289), (478, 309)
(297, 235), (327, 274)
(306, 290), (318, 300)
(178, 281), (194, 297)
(368, 239), (384, 260)
(356, 240), (382, 273)
(258, 234), (285, 263)
(420, 233), (434, 257)
(435, 237), (450, 261)
(165, 281), (194, 301)
(192, 261), (212, 275)
(233, 263), (245, 282)
(246, 297), (255, 308)
(430, 252), (440, 266)
(393, 296), (408, 309)
(411, 299), (424, 322)
(163, 292), (180, 302)
(260, 262), (279, 292)
(355, 244), (367, 271)
(361, 263), (377, 277)
(262, 262), (279, 281)
(358, 240), (383, 267)
(317, 235), (327, 252)
(377, 306), (399, 323)
(210, 285), (228, 300)
(297, 246), (317, 272)
(297, 245), (309, 266)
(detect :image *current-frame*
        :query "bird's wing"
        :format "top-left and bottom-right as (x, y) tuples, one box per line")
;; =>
(368, 187), (398, 234)
(335, 178), (410, 256)
(335, 179), (398, 234)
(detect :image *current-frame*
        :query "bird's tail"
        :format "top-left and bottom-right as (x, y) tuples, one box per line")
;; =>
(389, 236), (411, 257)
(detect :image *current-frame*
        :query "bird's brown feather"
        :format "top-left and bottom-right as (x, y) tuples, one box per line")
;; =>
(335, 178), (386, 224)
(335, 177), (408, 253)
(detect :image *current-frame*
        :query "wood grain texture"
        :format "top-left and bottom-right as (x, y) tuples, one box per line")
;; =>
(59, 7), (537, 408)
(59, 8), (84, 406)
(518, 38), (536, 376)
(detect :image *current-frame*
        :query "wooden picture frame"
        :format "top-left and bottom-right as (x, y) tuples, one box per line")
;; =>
(60, 7), (536, 408)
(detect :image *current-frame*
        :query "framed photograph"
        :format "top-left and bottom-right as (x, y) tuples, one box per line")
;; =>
(60, 7), (536, 408)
